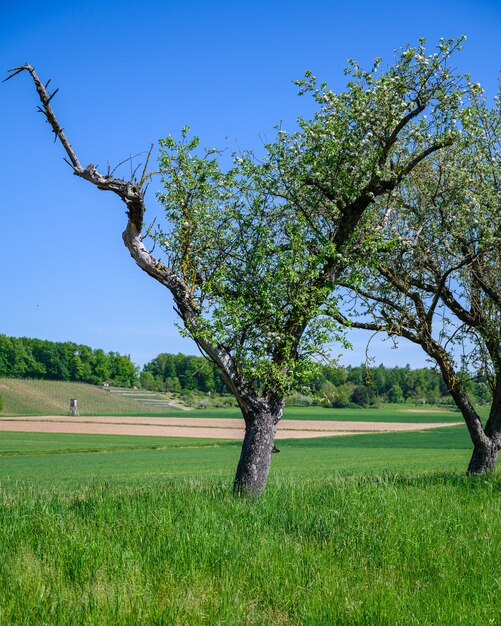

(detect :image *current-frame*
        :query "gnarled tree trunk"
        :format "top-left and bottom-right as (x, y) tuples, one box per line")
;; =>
(468, 391), (500, 474)
(12, 64), (289, 495)
(467, 443), (498, 474)
(233, 397), (284, 495)
(428, 344), (500, 475)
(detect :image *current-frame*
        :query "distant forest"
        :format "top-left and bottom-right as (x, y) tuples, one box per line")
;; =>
(141, 353), (491, 408)
(0, 335), (137, 387)
(0, 335), (491, 407)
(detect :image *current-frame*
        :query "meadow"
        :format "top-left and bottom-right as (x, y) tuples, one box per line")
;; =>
(1, 416), (500, 624)
(0, 426), (476, 485)
(0, 379), (498, 624)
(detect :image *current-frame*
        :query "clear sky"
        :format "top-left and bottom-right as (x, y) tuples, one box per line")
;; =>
(1, 0), (500, 369)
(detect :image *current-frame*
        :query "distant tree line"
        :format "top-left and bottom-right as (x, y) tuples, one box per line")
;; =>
(140, 353), (228, 395)
(1, 336), (490, 408)
(141, 353), (491, 407)
(304, 363), (491, 408)
(0, 335), (138, 387)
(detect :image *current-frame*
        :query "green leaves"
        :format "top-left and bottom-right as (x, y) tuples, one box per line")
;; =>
(149, 38), (471, 397)
(340, 80), (500, 388)
(292, 37), (466, 208)
(154, 131), (341, 392)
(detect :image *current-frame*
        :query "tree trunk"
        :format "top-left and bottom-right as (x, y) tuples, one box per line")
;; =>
(233, 401), (283, 496)
(427, 345), (499, 475)
(467, 386), (501, 474)
(467, 441), (498, 474)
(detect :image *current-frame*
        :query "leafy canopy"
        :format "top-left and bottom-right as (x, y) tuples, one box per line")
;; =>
(151, 37), (467, 395)
(337, 77), (500, 388)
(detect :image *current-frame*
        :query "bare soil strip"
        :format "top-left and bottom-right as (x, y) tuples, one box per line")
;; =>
(0, 416), (462, 440)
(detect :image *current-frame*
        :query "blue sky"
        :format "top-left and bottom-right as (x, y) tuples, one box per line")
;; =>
(1, 0), (500, 368)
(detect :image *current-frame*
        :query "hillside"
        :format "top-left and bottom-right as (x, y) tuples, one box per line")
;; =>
(0, 379), (188, 416)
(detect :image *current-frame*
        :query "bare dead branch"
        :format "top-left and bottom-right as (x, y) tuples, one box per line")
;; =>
(47, 87), (59, 103)
(8, 64), (83, 171)
(110, 152), (147, 178)
(139, 144), (155, 187)
(2, 66), (27, 82)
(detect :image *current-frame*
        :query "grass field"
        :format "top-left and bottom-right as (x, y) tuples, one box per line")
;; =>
(214, 404), (468, 423)
(1, 393), (499, 624)
(0, 426), (474, 486)
(0, 470), (499, 624)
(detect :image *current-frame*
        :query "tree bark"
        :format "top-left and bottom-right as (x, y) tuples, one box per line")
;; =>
(469, 387), (501, 474)
(424, 341), (500, 474)
(233, 399), (284, 495)
(467, 442), (498, 474)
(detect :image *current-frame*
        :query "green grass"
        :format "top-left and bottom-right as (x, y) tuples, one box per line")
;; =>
(284, 404), (467, 422)
(98, 404), (467, 422)
(160, 404), (465, 422)
(0, 426), (474, 486)
(0, 431), (229, 456)
(0, 474), (499, 625)
(0, 412), (498, 624)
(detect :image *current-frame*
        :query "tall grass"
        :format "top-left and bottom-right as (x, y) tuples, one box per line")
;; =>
(1, 474), (499, 625)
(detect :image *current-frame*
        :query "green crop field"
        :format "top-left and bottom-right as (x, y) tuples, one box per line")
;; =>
(1, 421), (499, 624)
(0, 426), (475, 485)
(201, 404), (467, 423)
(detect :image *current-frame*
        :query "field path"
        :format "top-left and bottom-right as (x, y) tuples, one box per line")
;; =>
(0, 415), (462, 440)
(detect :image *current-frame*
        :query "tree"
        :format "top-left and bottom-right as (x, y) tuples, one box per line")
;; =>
(388, 383), (405, 404)
(29, 339), (71, 381)
(333, 82), (500, 472)
(164, 376), (182, 394)
(351, 385), (376, 407)
(0, 335), (39, 378)
(91, 349), (111, 384)
(10, 38), (465, 493)
(139, 371), (161, 391)
(76, 344), (94, 383)
(109, 352), (138, 387)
